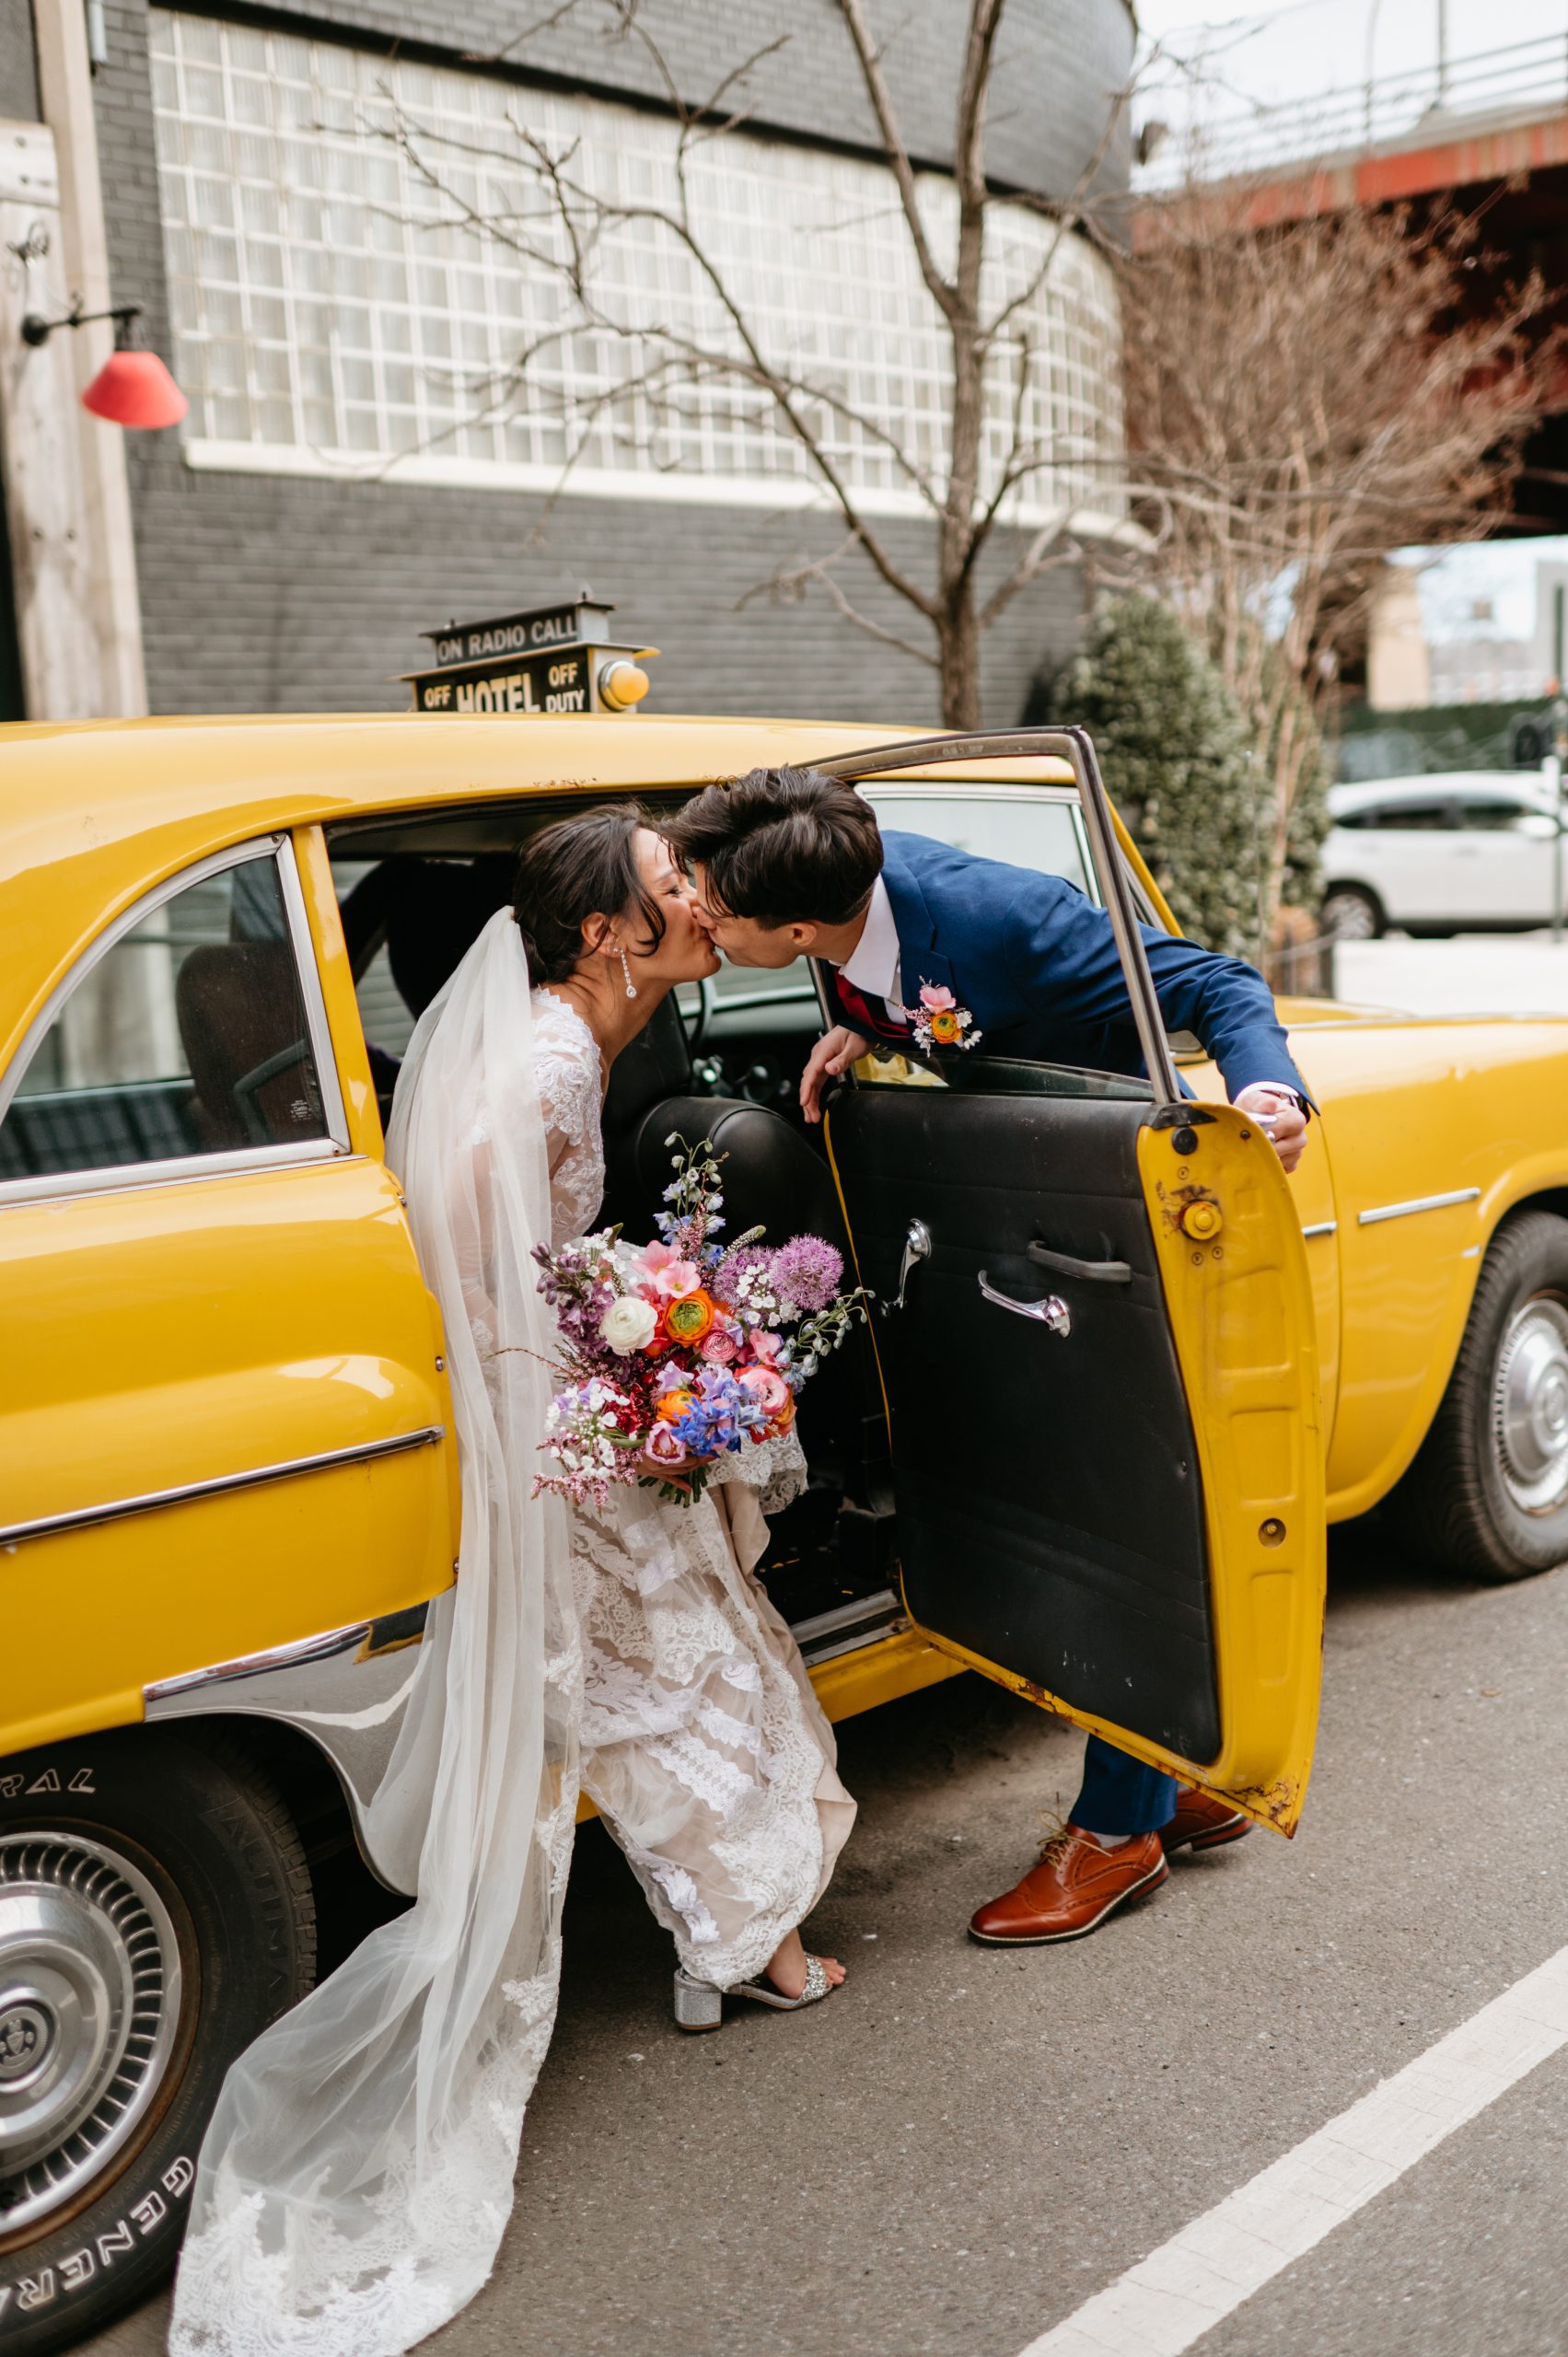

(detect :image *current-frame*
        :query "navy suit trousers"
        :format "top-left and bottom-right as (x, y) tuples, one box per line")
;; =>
(1073, 1737), (1178, 1835)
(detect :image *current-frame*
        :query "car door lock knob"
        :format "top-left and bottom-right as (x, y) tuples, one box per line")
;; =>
(1179, 1199), (1224, 1242)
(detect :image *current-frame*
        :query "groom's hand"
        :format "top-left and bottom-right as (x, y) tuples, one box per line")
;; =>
(800, 1027), (873, 1124)
(1234, 1083), (1307, 1174)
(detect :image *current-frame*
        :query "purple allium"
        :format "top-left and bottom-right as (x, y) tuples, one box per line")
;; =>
(768, 1235), (843, 1315)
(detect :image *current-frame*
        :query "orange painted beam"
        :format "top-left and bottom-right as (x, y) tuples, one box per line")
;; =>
(1138, 106), (1568, 234)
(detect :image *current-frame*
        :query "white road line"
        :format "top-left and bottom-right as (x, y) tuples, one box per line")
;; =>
(1018, 1942), (1568, 2357)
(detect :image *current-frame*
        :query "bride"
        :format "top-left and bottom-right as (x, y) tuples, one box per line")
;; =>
(168, 806), (855, 2357)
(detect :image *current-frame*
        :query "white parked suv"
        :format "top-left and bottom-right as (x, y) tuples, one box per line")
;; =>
(1322, 772), (1562, 938)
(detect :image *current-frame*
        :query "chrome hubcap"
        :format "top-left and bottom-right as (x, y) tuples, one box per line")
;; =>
(1494, 1296), (1568, 1517)
(0, 1836), (182, 2235)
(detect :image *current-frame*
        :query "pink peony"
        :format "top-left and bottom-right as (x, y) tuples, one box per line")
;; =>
(740, 1365), (790, 1416)
(654, 1258), (703, 1300)
(700, 1327), (740, 1364)
(645, 1422), (690, 1466)
(919, 983), (956, 1012)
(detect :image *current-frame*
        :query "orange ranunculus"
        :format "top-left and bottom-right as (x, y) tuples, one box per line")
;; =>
(661, 1288), (715, 1344)
(656, 1387), (693, 1424)
(928, 1009), (961, 1044)
(768, 1396), (796, 1435)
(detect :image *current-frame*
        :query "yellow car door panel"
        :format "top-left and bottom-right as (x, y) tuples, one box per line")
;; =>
(0, 837), (457, 1754)
(828, 1082), (1325, 1829)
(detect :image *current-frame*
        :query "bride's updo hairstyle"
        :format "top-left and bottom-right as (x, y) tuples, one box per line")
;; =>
(511, 800), (667, 984)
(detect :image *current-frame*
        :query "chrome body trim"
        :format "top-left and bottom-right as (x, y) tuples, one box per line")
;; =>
(0, 1425), (445, 1548)
(0, 831), (352, 1208)
(1356, 1188), (1481, 1228)
(145, 1604), (436, 1894)
(1301, 1220), (1339, 1239)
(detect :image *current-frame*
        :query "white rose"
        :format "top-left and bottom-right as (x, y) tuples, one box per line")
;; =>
(599, 1295), (658, 1355)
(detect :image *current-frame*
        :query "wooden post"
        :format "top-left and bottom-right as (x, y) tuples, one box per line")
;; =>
(0, 121), (102, 719)
(32, 0), (147, 716)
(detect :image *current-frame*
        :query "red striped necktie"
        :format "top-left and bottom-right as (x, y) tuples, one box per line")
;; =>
(833, 970), (913, 1042)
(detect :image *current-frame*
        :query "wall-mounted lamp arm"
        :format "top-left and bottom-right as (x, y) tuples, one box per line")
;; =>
(21, 301), (143, 349)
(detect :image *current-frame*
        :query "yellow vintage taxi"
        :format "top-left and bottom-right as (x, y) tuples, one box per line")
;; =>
(3, 709), (1565, 2348)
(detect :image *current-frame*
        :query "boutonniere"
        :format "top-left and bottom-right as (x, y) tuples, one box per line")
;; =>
(911, 982), (982, 1053)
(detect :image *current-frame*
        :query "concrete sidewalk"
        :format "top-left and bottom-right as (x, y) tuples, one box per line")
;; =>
(1335, 933), (1568, 1018)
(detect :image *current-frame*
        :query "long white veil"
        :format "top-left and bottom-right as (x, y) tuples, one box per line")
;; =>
(169, 909), (582, 2357)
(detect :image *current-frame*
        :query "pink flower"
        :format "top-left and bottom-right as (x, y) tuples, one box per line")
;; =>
(919, 983), (956, 1012)
(700, 1327), (740, 1364)
(654, 1258), (703, 1300)
(740, 1366), (790, 1416)
(645, 1422), (690, 1467)
(749, 1329), (788, 1368)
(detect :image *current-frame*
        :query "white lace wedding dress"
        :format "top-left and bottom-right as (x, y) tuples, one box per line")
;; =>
(168, 917), (852, 2357)
(531, 986), (855, 1990)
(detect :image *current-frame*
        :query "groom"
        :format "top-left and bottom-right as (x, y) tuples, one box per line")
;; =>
(669, 764), (1312, 1947)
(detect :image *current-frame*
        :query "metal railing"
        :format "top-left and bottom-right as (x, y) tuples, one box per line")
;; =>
(1138, 33), (1568, 191)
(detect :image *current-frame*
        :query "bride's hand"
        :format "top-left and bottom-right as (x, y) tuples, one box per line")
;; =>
(635, 1448), (692, 1494)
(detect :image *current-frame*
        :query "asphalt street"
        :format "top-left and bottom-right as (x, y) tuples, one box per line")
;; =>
(84, 1517), (1568, 2357)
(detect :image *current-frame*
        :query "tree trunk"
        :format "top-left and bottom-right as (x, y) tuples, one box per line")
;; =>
(938, 591), (981, 729)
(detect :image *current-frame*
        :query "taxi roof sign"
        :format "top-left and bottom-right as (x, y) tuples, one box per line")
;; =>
(401, 591), (656, 717)
(422, 590), (616, 669)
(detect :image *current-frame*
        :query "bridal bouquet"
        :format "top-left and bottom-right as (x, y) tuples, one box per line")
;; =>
(533, 1134), (869, 1506)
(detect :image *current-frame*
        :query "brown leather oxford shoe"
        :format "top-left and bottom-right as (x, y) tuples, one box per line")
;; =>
(1161, 1789), (1252, 1854)
(968, 1827), (1168, 1945)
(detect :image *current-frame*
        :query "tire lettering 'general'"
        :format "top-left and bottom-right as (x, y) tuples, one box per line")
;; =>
(0, 2158), (192, 2314)
(0, 1765), (96, 1799)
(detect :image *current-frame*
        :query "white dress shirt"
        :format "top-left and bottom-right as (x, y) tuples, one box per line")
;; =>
(837, 877), (905, 1025)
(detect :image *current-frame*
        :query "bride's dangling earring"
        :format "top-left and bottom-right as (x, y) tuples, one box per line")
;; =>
(618, 945), (639, 1000)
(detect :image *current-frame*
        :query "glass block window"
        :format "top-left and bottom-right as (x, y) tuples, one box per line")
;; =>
(148, 10), (1124, 527)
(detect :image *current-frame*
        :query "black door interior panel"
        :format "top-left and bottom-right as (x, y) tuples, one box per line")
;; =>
(829, 1085), (1220, 1760)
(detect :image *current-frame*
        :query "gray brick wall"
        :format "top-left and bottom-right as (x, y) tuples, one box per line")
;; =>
(168, 0), (1135, 205)
(128, 463), (1082, 726)
(93, 0), (1117, 725)
(3, 0), (40, 121)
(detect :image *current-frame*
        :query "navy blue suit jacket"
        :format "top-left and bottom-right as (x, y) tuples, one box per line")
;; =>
(833, 830), (1310, 1108)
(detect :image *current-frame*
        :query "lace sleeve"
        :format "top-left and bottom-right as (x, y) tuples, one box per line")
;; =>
(709, 1425), (809, 1515)
(531, 996), (605, 1244)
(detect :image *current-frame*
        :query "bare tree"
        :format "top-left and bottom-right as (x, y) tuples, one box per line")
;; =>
(1116, 187), (1554, 923)
(370, 0), (1135, 727)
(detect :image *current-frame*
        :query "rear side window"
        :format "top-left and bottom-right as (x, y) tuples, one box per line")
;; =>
(1458, 798), (1534, 830)
(0, 846), (333, 1186)
(1371, 800), (1454, 831)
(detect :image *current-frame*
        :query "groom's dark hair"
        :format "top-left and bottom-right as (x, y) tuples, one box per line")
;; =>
(668, 766), (882, 927)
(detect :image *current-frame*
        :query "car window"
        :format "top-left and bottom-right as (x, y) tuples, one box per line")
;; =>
(677, 790), (1094, 1021)
(865, 790), (1090, 890)
(1458, 797), (1536, 830)
(1369, 800), (1454, 830)
(0, 848), (332, 1185)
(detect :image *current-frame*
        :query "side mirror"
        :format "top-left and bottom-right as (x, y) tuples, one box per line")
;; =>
(1517, 812), (1559, 841)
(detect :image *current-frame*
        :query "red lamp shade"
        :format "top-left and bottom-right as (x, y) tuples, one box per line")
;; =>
(82, 347), (188, 430)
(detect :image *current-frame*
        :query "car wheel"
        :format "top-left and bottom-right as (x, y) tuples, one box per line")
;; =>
(1321, 884), (1384, 940)
(1400, 1210), (1568, 1582)
(0, 1728), (316, 2352)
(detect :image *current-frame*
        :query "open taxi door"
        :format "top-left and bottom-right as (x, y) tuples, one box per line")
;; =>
(818, 729), (1325, 1833)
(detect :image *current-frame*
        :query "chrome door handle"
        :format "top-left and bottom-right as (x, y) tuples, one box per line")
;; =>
(888, 1217), (932, 1311)
(1029, 1240), (1130, 1285)
(977, 1271), (1072, 1336)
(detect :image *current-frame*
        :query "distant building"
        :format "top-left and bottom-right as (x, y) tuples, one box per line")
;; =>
(1366, 566), (1432, 710)
(0, 0), (1133, 726)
